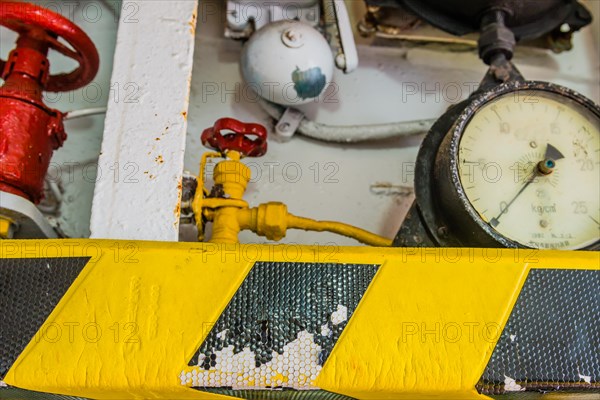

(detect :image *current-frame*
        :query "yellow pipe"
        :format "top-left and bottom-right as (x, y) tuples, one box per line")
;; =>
(210, 207), (242, 244)
(234, 203), (393, 247)
(286, 214), (393, 247)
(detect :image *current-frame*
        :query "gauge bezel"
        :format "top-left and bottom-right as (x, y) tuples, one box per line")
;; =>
(443, 80), (600, 250)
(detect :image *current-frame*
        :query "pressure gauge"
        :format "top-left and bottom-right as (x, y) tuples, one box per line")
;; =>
(397, 81), (600, 250)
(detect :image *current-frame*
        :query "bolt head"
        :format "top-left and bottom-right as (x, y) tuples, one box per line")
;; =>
(437, 226), (449, 238)
(282, 29), (304, 48)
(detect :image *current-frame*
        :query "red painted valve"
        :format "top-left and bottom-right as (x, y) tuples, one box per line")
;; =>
(201, 118), (268, 157)
(0, 1), (100, 203)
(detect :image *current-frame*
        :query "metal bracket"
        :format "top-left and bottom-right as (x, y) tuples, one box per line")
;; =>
(275, 107), (305, 141)
(226, 1), (321, 39)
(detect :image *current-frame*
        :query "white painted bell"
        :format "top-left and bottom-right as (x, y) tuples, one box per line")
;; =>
(241, 20), (334, 106)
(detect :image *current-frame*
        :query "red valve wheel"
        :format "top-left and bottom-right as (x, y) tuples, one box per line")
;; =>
(0, 1), (99, 92)
(201, 118), (268, 157)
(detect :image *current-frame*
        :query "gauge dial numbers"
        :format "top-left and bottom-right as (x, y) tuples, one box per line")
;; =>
(454, 85), (600, 250)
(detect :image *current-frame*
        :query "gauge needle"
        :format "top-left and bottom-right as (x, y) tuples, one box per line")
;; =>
(490, 143), (565, 228)
(545, 143), (565, 161)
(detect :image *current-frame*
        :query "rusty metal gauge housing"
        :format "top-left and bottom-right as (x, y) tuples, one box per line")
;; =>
(375, 0), (592, 40)
(402, 81), (600, 250)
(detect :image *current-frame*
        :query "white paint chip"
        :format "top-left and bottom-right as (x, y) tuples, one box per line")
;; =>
(182, 330), (323, 390)
(216, 329), (229, 340)
(330, 304), (348, 325)
(320, 324), (332, 337)
(579, 374), (592, 384)
(503, 376), (525, 392)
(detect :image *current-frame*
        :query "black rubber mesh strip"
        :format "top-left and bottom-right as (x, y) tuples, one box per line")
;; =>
(200, 388), (355, 400)
(477, 269), (600, 395)
(190, 262), (379, 368)
(0, 257), (90, 380)
(189, 261), (378, 392)
(487, 390), (600, 400)
(0, 386), (88, 400)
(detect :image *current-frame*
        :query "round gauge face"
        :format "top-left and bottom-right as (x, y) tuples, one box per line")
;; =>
(457, 88), (600, 250)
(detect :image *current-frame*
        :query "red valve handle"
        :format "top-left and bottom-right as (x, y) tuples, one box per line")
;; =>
(0, 1), (100, 92)
(201, 118), (268, 157)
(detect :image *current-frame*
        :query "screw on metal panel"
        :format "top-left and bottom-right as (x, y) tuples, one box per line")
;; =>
(278, 122), (291, 132)
(437, 226), (449, 238)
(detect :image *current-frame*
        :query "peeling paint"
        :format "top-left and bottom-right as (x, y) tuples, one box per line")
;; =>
(292, 66), (327, 100)
(370, 182), (413, 197)
(578, 374), (592, 384)
(181, 330), (322, 390)
(331, 304), (348, 325)
(320, 324), (332, 337)
(503, 376), (525, 392)
(189, 11), (197, 35)
(216, 329), (228, 340)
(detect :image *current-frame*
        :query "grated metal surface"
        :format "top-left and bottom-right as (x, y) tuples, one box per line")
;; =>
(0, 257), (89, 380)
(189, 261), (378, 381)
(478, 268), (600, 395)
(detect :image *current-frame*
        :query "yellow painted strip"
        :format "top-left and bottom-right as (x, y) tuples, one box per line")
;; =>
(315, 252), (528, 399)
(3, 241), (255, 400)
(0, 240), (597, 400)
